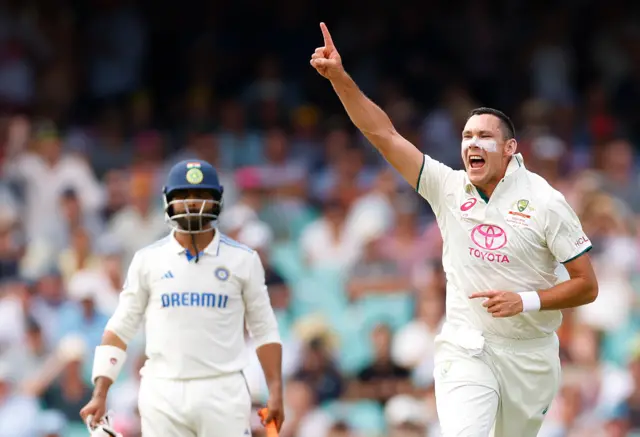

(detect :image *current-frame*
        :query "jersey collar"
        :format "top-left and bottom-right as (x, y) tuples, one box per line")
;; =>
(206, 229), (222, 255)
(505, 153), (525, 177)
(169, 228), (221, 256)
(464, 153), (525, 193)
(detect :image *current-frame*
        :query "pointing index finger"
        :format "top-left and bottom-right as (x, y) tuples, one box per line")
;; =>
(320, 22), (335, 48)
(469, 291), (498, 299)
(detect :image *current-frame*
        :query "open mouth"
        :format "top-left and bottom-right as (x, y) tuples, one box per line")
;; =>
(469, 155), (486, 169)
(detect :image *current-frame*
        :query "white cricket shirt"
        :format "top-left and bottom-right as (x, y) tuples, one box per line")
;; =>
(105, 230), (281, 379)
(417, 153), (592, 339)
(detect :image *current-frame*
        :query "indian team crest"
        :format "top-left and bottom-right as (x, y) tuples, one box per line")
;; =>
(186, 168), (204, 184)
(185, 161), (204, 184)
(517, 199), (529, 213)
(215, 267), (230, 281)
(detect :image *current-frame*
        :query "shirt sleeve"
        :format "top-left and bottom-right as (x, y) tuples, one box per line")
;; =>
(416, 154), (457, 209)
(243, 251), (281, 348)
(544, 191), (592, 263)
(105, 251), (150, 344)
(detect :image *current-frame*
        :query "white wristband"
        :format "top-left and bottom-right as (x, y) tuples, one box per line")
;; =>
(92, 345), (127, 385)
(519, 291), (541, 312)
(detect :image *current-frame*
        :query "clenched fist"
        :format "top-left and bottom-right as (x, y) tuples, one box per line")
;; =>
(80, 393), (107, 428)
(310, 22), (344, 80)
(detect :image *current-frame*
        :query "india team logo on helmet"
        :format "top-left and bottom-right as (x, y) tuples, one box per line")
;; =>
(162, 159), (224, 234)
(185, 162), (205, 184)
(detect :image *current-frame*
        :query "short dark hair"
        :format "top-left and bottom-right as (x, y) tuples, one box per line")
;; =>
(467, 107), (516, 140)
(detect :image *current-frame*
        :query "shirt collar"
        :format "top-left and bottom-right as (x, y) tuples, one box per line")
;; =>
(505, 153), (524, 177)
(169, 228), (221, 256)
(464, 153), (525, 192)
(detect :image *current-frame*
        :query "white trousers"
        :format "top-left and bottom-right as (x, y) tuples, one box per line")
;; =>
(433, 323), (561, 437)
(138, 372), (252, 437)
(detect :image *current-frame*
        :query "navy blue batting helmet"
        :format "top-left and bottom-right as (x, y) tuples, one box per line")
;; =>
(162, 160), (224, 233)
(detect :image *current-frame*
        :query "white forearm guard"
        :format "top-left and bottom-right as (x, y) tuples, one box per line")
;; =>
(91, 345), (127, 384)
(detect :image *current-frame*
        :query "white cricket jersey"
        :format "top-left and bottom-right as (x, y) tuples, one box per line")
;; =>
(417, 153), (592, 339)
(105, 230), (281, 379)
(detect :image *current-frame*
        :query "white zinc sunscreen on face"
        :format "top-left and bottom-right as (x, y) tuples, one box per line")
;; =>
(462, 137), (498, 153)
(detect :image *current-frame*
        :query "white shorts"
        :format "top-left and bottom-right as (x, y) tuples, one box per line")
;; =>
(433, 323), (561, 437)
(138, 372), (252, 437)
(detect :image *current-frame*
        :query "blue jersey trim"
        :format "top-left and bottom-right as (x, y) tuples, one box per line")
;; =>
(220, 235), (254, 253)
(185, 250), (205, 262)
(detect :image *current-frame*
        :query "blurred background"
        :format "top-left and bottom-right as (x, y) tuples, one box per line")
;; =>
(1, 0), (640, 435)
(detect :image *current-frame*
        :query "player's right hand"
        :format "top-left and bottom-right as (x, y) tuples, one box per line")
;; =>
(310, 22), (344, 80)
(80, 394), (107, 428)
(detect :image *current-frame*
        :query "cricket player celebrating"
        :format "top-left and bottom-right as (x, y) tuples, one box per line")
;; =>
(310, 23), (598, 437)
(80, 160), (284, 436)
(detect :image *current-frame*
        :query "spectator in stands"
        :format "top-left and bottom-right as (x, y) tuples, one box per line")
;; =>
(84, 107), (131, 180)
(347, 324), (412, 405)
(3, 318), (49, 383)
(378, 195), (436, 278)
(58, 227), (102, 286)
(217, 100), (264, 169)
(106, 169), (166, 266)
(4, 121), (103, 245)
(55, 188), (103, 253)
(292, 336), (344, 405)
(280, 379), (333, 437)
(346, 236), (411, 302)
(384, 395), (431, 437)
(344, 168), (397, 250)
(0, 364), (41, 437)
(35, 336), (92, 425)
(300, 199), (360, 270)
(392, 290), (445, 389)
(29, 271), (69, 348)
(100, 169), (130, 222)
(57, 273), (109, 352)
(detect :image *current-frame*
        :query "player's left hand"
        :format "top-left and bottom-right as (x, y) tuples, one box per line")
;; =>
(262, 395), (285, 431)
(469, 290), (523, 318)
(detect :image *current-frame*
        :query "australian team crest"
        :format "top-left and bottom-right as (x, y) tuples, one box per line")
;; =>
(215, 267), (230, 281)
(517, 199), (529, 212)
(507, 198), (534, 226)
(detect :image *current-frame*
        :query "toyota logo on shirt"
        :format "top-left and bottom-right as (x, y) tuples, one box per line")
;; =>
(471, 224), (507, 251)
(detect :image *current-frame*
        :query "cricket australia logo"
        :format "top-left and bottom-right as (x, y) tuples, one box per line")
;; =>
(469, 224), (510, 263)
(507, 198), (534, 224)
(517, 199), (529, 213)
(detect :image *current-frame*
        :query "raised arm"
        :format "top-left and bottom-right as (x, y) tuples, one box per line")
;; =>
(310, 22), (424, 188)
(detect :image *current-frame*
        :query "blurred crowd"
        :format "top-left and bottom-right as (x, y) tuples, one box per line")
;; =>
(2, 0), (640, 436)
